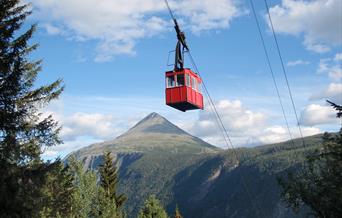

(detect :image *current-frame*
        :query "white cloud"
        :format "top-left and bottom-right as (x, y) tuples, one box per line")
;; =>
(258, 126), (321, 144)
(334, 53), (342, 62)
(267, 0), (342, 53)
(42, 138), (100, 160)
(317, 55), (342, 81)
(180, 98), (331, 147)
(287, 59), (310, 67)
(41, 110), (126, 141)
(313, 54), (342, 104)
(30, 0), (241, 61)
(43, 23), (63, 35)
(190, 100), (267, 138)
(258, 126), (288, 145)
(184, 99), (310, 147)
(310, 83), (342, 104)
(60, 113), (122, 141)
(300, 104), (338, 126)
(173, 0), (242, 33)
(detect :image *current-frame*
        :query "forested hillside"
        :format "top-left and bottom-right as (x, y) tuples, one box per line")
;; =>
(71, 113), (322, 217)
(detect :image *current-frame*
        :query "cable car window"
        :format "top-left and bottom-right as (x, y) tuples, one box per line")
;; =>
(192, 77), (197, 91)
(185, 74), (190, 87)
(197, 82), (202, 93)
(176, 74), (185, 86)
(166, 75), (175, 88)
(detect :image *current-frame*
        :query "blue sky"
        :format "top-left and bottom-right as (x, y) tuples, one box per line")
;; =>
(23, 0), (341, 159)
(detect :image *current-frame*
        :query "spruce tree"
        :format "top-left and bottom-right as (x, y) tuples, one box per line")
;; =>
(39, 160), (75, 218)
(138, 195), (168, 218)
(99, 152), (127, 212)
(0, 0), (63, 216)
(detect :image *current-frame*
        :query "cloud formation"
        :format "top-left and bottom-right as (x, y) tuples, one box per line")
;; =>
(309, 53), (342, 105)
(60, 113), (120, 141)
(267, 0), (342, 53)
(310, 83), (342, 104)
(317, 56), (342, 81)
(258, 125), (320, 144)
(287, 59), (310, 67)
(41, 111), (131, 159)
(185, 99), (320, 147)
(300, 104), (338, 126)
(30, 0), (241, 61)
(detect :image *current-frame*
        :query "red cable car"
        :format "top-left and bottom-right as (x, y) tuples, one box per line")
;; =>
(165, 68), (203, 112)
(165, 18), (204, 112)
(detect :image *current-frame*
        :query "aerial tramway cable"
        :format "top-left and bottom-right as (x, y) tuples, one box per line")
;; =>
(248, 0), (296, 148)
(162, 1), (266, 217)
(263, 0), (306, 148)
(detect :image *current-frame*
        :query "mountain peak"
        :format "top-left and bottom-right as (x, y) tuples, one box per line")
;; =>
(121, 112), (187, 136)
(145, 112), (161, 119)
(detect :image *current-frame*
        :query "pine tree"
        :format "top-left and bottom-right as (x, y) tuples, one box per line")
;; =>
(39, 160), (75, 218)
(96, 187), (121, 218)
(99, 152), (127, 213)
(0, 0), (63, 216)
(138, 195), (169, 218)
(174, 205), (183, 218)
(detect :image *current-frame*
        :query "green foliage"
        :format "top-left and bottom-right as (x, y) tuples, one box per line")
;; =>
(67, 155), (99, 217)
(100, 152), (127, 211)
(39, 160), (75, 218)
(95, 187), (121, 218)
(173, 206), (183, 218)
(138, 195), (168, 218)
(0, 0), (63, 216)
(279, 125), (342, 217)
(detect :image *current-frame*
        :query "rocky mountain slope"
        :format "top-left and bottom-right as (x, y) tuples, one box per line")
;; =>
(69, 112), (321, 218)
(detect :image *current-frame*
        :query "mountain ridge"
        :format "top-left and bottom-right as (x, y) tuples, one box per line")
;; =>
(68, 112), (321, 217)
(74, 112), (220, 158)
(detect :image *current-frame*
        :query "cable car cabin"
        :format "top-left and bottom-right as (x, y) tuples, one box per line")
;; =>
(165, 68), (204, 112)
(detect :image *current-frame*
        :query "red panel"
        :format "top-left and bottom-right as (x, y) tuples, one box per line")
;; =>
(174, 88), (181, 102)
(192, 89), (196, 104)
(166, 89), (171, 104)
(195, 92), (204, 109)
(187, 87), (192, 103)
(180, 86), (186, 102)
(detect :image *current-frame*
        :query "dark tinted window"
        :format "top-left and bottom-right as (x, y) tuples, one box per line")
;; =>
(176, 74), (185, 86)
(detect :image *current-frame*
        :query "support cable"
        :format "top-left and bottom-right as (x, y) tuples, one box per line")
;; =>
(188, 47), (266, 218)
(249, 0), (296, 148)
(163, 1), (266, 217)
(263, 0), (306, 147)
(164, 0), (176, 20)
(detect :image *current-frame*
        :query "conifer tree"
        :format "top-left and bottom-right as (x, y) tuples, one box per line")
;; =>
(138, 195), (168, 218)
(39, 160), (75, 217)
(67, 155), (99, 218)
(174, 205), (183, 218)
(96, 187), (121, 218)
(99, 152), (127, 212)
(0, 0), (63, 216)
